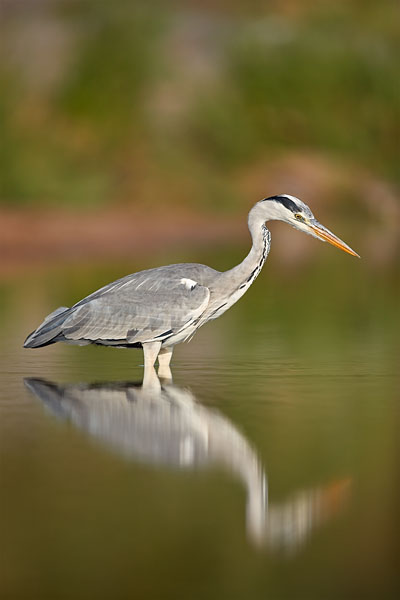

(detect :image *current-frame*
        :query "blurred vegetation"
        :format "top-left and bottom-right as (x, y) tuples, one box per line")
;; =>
(1, 0), (399, 210)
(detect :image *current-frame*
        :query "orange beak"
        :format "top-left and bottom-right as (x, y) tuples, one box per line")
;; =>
(309, 221), (360, 258)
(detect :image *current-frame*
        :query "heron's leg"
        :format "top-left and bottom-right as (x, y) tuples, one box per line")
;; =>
(158, 347), (173, 367)
(142, 341), (162, 369)
(142, 365), (162, 393)
(158, 347), (173, 381)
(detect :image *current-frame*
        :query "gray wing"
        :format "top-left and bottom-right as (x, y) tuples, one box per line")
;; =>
(61, 266), (211, 345)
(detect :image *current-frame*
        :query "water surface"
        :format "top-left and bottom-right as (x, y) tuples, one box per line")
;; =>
(1, 259), (399, 599)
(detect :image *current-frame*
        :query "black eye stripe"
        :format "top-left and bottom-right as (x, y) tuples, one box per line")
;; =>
(263, 195), (300, 213)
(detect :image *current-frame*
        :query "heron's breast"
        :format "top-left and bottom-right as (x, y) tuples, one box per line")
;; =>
(205, 282), (254, 321)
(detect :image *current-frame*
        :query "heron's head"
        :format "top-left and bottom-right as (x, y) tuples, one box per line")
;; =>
(259, 194), (360, 257)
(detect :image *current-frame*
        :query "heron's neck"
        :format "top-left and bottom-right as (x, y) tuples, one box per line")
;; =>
(223, 209), (271, 288)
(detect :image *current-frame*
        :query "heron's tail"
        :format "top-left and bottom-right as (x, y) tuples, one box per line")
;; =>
(24, 378), (68, 419)
(23, 306), (71, 348)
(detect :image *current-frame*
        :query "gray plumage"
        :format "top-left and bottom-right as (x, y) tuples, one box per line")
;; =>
(24, 264), (216, 348)
(24, 194), (358, 366)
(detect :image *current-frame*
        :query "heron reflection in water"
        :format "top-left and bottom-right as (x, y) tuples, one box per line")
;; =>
(25, 370), (350, 551)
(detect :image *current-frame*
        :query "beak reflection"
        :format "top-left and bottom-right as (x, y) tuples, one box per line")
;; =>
(310, 220), (360, 258)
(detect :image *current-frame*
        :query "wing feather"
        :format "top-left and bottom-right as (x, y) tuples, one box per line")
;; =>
(62, 272), (210, 344)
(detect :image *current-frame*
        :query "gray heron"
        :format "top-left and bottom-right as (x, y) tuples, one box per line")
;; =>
(24, 194), (359, 369)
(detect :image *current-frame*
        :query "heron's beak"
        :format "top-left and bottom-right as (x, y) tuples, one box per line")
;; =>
(308, 220), (360, 258)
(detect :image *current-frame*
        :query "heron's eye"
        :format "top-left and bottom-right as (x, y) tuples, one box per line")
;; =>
(294, 213), (304, 222)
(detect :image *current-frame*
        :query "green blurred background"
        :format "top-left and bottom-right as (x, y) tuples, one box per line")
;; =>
(1, 0), (399, 225)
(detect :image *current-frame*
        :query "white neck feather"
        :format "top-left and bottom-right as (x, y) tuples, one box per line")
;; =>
(220, 204), (271, 291)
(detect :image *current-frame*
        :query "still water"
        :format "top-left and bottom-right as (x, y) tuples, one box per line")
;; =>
(1, 256), (399, 599)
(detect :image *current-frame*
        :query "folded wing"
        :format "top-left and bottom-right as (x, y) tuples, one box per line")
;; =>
(62, 270), (210, 345)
